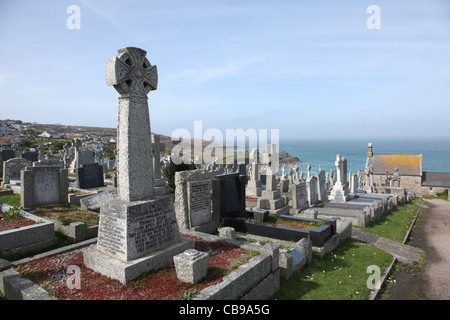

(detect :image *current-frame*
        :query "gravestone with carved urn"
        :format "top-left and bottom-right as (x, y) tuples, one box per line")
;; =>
(84, 47), (193, 284)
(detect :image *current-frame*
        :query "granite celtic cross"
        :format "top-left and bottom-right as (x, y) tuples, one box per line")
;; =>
(106, 47), (157, 100)
(106, 47), (158, 202)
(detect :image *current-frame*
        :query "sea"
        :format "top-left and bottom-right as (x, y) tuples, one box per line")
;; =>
(278, 138), (450, 176)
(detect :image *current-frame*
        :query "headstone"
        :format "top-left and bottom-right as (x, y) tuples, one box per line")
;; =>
(21, 165), (69, 210)
(151, 134), (167, 195)
(316, 168), (327, 203)
(329, 154), (350, 202)
(279, 175), (289, 193)
(22, 150), (38, 162)
(329, 169), (334, 190)
(390, 168), (401, 187)
(2, 158), (30, 186)
(84, 47), (193, 284)
(76, 163), (105, 189)
(306, 175), (319, 206)
(351, 173), (358, 195)
(35, 155), (64, 167)
(291, 180), (308, 213)
(246, 149), (262, 197)
(213, 172), (246, 220)
(69, 148), (95, 173)
(255, 144), (289, 215)
(174, 169), (213, 232)
(0, 149), (15, 162)
(0, 149), (15, 177)
(77, 149), (96, 166)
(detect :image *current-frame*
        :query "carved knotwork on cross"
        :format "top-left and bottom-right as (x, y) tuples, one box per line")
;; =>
(106, 47), (158, 100)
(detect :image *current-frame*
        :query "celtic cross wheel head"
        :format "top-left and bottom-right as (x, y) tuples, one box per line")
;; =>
(106, 47), (158, 99)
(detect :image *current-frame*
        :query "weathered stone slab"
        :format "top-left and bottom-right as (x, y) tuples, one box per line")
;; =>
(20, 165), (68, 210)
(76, 163), (105, 189)
(174, 169), (212, 231)
(2, 158), (30, 186)
(374, 237), (423, 264)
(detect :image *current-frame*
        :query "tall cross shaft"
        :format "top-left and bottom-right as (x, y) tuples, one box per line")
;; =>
(106, 47), (158, 202)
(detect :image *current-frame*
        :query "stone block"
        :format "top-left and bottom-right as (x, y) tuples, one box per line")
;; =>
(219, 227), (236, 240)
(261, 189), (281, 200)
(296, 238), (312, 264)
(279, 252), (293, 280)
(252, 208), (269, 222)
(173, 249), (209, 284)
(261, 242), (279, 272)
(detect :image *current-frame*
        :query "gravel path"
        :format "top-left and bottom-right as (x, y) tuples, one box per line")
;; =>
(386, 198), (450, 300)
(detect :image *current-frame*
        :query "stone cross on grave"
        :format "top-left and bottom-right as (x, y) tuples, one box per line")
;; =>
(106, 47), (158, 202)
(84, 47), (193, 284)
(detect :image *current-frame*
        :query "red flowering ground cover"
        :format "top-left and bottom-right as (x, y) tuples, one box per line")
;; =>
(0, 211), (36, 232)
(16, 235), (256, 300)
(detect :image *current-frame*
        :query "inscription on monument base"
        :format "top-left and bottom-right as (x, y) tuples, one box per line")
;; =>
(96, 196), (181, 261)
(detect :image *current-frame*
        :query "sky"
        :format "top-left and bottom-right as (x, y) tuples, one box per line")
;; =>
(0, 0), (449, 141)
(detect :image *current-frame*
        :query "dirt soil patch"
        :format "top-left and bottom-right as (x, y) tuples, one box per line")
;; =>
(32, 206), (99, 227)
(271, 216), (326, 230)
(16, 235), (256, 300)
(0, 211), (36, 232)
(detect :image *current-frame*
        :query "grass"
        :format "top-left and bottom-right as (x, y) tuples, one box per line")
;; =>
(423, 189), (448, 200)
(273, 238), (393, 300)
(0, 193), (21, 207)
(355, 198), (422, 242)
(274, 199), (426, 300)
(1, 193), (99, 228)
(32, 206), (99, 227)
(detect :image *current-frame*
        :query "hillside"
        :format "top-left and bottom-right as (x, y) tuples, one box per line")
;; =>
(2, 120), (303, 165)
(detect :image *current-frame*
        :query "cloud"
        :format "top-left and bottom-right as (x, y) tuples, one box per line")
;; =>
(0, 73), (11, 85)
(164, 57), (265, 86)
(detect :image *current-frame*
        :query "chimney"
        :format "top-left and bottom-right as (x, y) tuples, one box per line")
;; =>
(367, 142), (373, 157)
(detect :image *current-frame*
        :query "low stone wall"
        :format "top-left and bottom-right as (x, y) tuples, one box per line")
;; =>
(0, 205), (57, 261)
(0, 268), (57, 300)
(54, 221), (98, 243)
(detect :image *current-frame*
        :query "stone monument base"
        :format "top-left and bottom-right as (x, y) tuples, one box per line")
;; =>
(255, 190), (290, 215)
(246, 187), (262, 197)
(329, 188), (350, 203)
(83, 237), (194, 284)
(96, 196), (182, 261)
